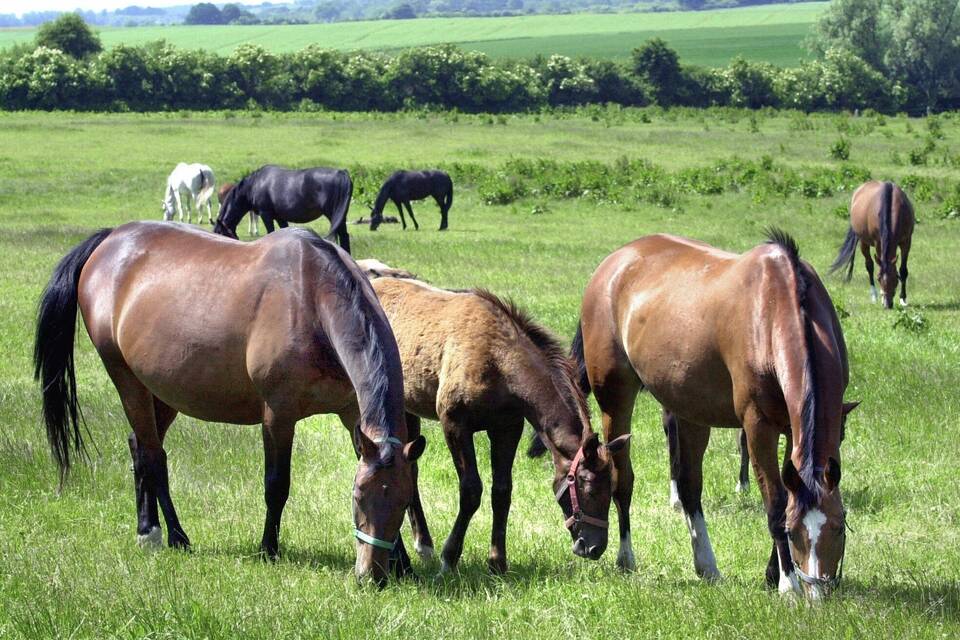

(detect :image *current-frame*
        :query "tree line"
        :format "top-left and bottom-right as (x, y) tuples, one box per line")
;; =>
(1, 6), (956, 114)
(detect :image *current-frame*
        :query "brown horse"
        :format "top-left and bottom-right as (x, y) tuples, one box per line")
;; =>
(360, 272), (629, 574)
(569, 230), (856, 599)
(34, 222), (424, 586)
(830, 180), (915, 309)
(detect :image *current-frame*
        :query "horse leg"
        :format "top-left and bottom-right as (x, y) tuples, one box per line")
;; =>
(438, 416), (482, 574)
(261, 215), (276, 234)
(127, 397), (178, 548)
(663, 411), (682, 511)
(736, 428), (750, 493)
(437, 195), (449, 231)
(260, 410), (295, 559)
(174, 190), (185, 223)
(404, 202), (419, 231)
(394, 199), (407, 230)
(249, 213), (259, 237)
(404, 413), (435, 560)
(594, 376), (640, 571)
(671, 413), (720, 581)
(108, 362), (190, 549)
(486, 415), (523, 574)
(743, 409), (798, 595)
(861, 241), (877, 303)
(898, 239), (911, 306)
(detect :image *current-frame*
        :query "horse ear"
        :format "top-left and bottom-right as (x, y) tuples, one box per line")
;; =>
(603, 434), (631, 455)
(403, 436), (426, 463)
(357, 429), (378, 460)
(842, 401), (860, 416)
(782, 458), (803, 493)
(824, 457), (841, 491)
(581, 432), (601, 461)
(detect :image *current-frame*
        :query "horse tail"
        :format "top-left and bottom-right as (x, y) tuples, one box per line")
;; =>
(196, 167), (215, 207)
(878, 181), (893, 266)
(526, 319), (590, 459)
(444, 176), (453, 211)
(325, 171), (353, 251)
(34, 228), (113, 482)
(828, 226), (859, 282)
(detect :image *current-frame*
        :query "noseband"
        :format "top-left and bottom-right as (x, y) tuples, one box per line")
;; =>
(555, 446), (608, 531)
(352, 435), (403, 551)
(793, 519), (848, 590)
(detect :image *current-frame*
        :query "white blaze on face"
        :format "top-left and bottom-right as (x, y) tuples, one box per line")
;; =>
(803, 508), (827, 579)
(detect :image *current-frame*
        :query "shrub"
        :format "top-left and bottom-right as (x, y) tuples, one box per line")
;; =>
(830, 137), (851, 160)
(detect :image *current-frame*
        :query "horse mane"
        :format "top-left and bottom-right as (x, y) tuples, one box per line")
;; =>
(764, 227), (820, 508)
(471, 289), (592, 438)
(297, 229), (400, 445)
(879, 181), (893, 265)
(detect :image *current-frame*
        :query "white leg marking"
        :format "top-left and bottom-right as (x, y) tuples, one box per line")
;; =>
(137, 525), (162, 549)
(870, 285), (878, 303)
(735, 480), (749, 493)
(414, 539), (434, 560)
(777, 547), (801, 596)
(684, 511), (720, 581)
(616, 533), (636, 571)
(669, 480), (682, 511)
(899, 297), (908, 307)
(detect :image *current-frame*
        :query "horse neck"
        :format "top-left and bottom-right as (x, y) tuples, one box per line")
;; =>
(372, 182), (392, 217)
(319, 271), (407, 444)
(509, 347), (586, 461)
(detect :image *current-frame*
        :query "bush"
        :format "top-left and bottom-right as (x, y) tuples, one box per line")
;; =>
(35, 13), (102, 59)
(830, 137), (851, 160)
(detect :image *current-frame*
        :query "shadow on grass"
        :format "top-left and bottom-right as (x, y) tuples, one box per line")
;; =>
(918, 301), (960, 312)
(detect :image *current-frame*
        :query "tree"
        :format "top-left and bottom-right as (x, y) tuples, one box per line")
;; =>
(631, 38), (682, 106)
(808, 0), (888, 70)
(385, 3), (417, 19)
(221, 3), (256, 24)
(35, 13), (102, 59)
(184, 3), (224, 25)
(885, 0), (960, 112)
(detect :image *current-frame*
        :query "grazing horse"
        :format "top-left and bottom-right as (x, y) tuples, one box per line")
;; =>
(34, 223), (424, 586)
(162, 162), (217, 224)
(830, 180), (915, 309)
(214, 165), (353, 254)
(358, 270), (629, 573)
(557, 231), (856, 598)
(369, 170), (453, 232)
(218, 182), (260, 237)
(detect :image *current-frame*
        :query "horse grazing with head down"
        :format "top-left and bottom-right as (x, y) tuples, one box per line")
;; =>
(214, 165), (353, 254)
(162, 162), (217, 224)
(535, 230), (856, 599)
(34, 223), (424, 586)
(218, 181), (260, 237)
(358, 268), (629, 574)
(830, 180), (915, 309)
(369, 170), (453, 232)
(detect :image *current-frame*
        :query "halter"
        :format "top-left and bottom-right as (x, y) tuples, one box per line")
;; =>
(352, 435), (403, 550)
(555, 446), (608, 530)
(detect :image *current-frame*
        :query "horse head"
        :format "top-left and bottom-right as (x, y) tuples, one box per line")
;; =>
(212, 180), (247, 240)
(352, 426), (425, 587)
(875, 250), (900, 309)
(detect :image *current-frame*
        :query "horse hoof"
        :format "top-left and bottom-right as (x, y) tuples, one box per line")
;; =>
(438, 559), (456, 575)
(735, 481), (749, 494)
(414, 541), (435, 561)
(697, 566), (722, 583)
(137, 526), (162, 550)
(616, 551), (636, 572)
(168, 531), (191, 550)
(488, 556), (508, 575)
(899, 298), (908, 307)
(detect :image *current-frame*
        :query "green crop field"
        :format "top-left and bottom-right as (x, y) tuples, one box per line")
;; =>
(1, 106), (958, 638)
(0, 2), (825, 66)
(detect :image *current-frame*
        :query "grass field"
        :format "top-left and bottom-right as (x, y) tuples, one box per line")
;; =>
(0, 2), (825, 66)
(1, 106), (958, 638)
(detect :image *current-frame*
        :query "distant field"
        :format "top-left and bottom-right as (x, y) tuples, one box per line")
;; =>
(0, 2), (825, 66)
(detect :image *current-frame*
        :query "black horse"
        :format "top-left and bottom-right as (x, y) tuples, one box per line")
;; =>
(214, 165), (353, 254)
(370, 170), (453, 232)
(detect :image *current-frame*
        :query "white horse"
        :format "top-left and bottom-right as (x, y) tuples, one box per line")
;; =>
(162, 163), (217, 224)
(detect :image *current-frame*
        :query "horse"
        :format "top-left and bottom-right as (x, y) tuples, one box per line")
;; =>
(369, 170), (453, 232)
(830, 180), (915, 309)
(544, 230), (857, 599)
(218, 181), (260, 237)
(34, 222), (425, 586)
(214, 165), (353, 254)
(358, 268), (629, 574)
(162, 163), (217, 224)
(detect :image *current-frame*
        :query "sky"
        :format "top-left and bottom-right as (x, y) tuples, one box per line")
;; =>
(3, 1), (195, 16)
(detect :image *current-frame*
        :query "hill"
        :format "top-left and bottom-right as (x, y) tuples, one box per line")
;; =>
(0, 2), (826, 66)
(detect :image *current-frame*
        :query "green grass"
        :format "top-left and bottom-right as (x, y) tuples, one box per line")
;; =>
(0, 2), (825, 65)
(1, 107), (959, 638)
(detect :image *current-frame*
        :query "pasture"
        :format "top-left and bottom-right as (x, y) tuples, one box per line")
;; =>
(1, 107), (959, 637)
(0, 2), (825, 65)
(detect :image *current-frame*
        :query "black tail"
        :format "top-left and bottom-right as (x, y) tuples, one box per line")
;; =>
(326, 171), (353, 253)
(34, 228), (112, 481)
(444, 179), (453, 211)
(829, 226), (859, 282)
(527, 320), (590, 459)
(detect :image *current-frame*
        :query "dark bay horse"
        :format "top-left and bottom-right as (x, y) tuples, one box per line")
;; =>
(34, 222), (424, 586)
(369, 170), (453, 232)
(830, 180), (915, 308)
(360, 270), (629, 574)
(563, 231), (857, 599)
(218, 181), (260, 236)
(214, 165), (353, 254)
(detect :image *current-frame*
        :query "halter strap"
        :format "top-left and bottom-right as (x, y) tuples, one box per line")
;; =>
(556, 446), (609, 530)
(373, 436), (403, 447)
(353, 528), (397, 550)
